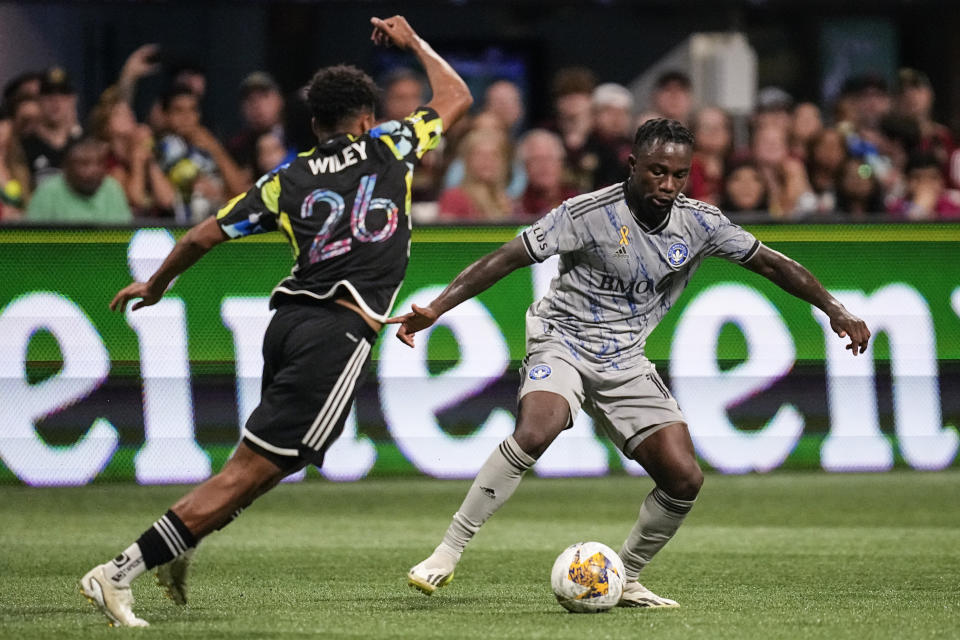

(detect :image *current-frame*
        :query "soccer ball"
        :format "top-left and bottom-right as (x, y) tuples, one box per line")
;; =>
(550, 541), (625, 613)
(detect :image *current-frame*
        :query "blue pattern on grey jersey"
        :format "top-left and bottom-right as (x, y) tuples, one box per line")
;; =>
(520, 184), (760, 370)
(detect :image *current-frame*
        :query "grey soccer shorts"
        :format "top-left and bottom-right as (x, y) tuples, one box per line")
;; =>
(517, 340), (686, 456)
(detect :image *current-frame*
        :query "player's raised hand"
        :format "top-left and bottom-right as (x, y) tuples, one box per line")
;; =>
(110, 281), (162, 313)
(370, 16), (419, 50)
(385, 303), (438, 348)
(829, 308), (871, 356)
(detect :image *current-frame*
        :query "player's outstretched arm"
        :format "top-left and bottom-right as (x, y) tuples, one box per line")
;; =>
(387, 236), (533, 347)
(743, 244), (870, 355)
(370, 15), (473, 127)
(109, 216), (228, 313)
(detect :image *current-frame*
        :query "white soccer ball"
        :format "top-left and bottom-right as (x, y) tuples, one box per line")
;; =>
(550, 541), (625, 613)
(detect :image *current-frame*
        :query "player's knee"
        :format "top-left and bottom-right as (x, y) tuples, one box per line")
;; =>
(662, 463), (703, 501)
(512, 431), (547, 459)
(514, 399), (568, 458)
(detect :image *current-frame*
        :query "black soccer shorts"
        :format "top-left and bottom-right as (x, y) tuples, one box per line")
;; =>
(242, 300), (377, 468)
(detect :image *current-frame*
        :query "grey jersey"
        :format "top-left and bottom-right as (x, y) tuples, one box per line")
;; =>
(520, 182), (760, 370)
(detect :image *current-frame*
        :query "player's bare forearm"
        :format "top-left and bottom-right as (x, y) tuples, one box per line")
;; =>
(370, 16), (472, 126)
(153, 217), (228, 289)
(110, 216), (228, 312)
(744, 244), (870, 354)
(433, 237), (533, 315)
(745, 245), (838, 312)
(387, 237), (532, 346)
(411, 37), (472, 126)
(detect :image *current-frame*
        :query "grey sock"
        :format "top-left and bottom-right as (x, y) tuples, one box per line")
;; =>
(441, 436), (536, 555)
(619, 487), (695, 582)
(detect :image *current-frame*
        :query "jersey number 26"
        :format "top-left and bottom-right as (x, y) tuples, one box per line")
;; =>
(302, 173), (399, 264)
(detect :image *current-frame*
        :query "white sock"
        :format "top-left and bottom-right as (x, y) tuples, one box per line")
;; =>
(440, 436), (537, 557)
(619, 487), (695, 582)
(107, 542), (148, 588)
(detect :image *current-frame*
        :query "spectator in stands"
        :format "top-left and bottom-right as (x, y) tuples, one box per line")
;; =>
(720, 158), (768, 214)
(381, 67), (427, 122)
(870, 113), (921, 205)
(9, 96), (42, 140)
(951, 148), (960, 191)
(843, 74), (893, 147)
(751, 123), (816, 218)
(26, 137), (131, 224)
(437, 127), (513, 221)
(836, 157), (884, 219)
(584, 82), (635, 189)
(651, 70), (693, 125)
(547, 66), (597, 192)
(515, 128), (577, 216)
(88, 88), (175, 216)
(896, 68), (954, 176)
(442, 111), (525, 199)
(805, 128), (848, 214)
(752, 86), (793, 135)
(2, 71), (43, 111)
(156, 85), (247, 222)
(147, 60), (209, 135)
(20, 67), (84, 188)
(790, 101), (823, 161)
(688, 106), (732, 205)
(887, 153), (960, 220)
(171, 62), (208, 100)
(0, 96), (41, 218)
(0, 118), (30, 220)
(228, 72), (287, 179)
(254, 130), (295, 175)
(484, 79), (525, 139)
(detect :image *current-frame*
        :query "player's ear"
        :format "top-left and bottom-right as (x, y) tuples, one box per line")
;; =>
(310, 117), (320, 138)
(359, 110), (376, 134)
(627, 154), (637, 173)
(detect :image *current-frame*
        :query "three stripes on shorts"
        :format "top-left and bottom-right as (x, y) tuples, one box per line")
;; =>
(301, 339), (371, 451)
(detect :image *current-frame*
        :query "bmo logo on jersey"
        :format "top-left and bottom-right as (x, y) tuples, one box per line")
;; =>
(597, 274), (655, 295)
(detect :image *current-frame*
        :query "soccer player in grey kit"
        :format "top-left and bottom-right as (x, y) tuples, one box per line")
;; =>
(393, 118), (871, 607)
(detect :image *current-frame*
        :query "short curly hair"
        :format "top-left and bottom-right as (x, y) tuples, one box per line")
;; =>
(633, 117), (694, 154)
(306, 65), (380, 132)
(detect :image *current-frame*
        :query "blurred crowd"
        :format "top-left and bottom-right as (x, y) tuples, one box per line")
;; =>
(2, 44), (959, 225)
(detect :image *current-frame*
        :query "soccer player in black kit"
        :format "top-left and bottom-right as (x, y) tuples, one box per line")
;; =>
(80, 16), (472, 627)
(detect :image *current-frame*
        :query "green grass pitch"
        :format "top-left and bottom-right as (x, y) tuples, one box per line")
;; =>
(2, 471), (958, 639)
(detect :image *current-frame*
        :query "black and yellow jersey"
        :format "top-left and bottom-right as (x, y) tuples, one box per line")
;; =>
(216, 106), (443, 322)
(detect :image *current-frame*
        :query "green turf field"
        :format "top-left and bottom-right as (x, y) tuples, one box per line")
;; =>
(2, 472), (958, 639)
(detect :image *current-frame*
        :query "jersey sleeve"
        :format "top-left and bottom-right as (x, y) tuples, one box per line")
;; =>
(215, 170), (282, 238)
(369, 106), (443, 163)
(704, 211), (761, 264)
(519, 203), (584, 262)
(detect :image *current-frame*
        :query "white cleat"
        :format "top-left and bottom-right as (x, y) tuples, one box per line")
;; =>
(79, 564), (149, 627)
(407, 548), (458, 596)
(618, 581), (680, 608)
(156, 549), (194, 605)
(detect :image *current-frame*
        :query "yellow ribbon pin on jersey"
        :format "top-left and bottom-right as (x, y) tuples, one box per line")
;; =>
(618, 226), (630, 246)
